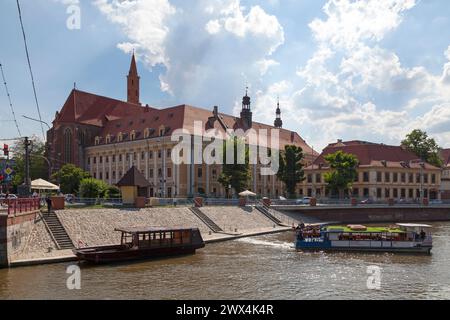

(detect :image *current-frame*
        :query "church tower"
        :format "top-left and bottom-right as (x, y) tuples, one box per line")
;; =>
(274, 98), (283, 128)
(240, 87), (253, 129)
(127, 52), (140, 104)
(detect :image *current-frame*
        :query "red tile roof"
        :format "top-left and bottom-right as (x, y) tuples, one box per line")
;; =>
(54, 89), (317, 156)
(54, 89), (147, 127)
(309, 140), (439, 170)
(441, 148), (450, 166)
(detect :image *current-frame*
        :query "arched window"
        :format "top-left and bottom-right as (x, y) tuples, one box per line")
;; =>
(130, 130), (136, 141)
(64, 128), (73, 163)
(118, 132), (123, 142)
(106, 134), (111, 144)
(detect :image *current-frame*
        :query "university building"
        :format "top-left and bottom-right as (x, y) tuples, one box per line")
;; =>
(46, 54), (317, 198)
(301, 140), (442, 201)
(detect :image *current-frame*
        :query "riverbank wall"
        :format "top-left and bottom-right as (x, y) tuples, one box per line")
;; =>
(276, 205), (450, 224)
(0, 209), (41, 268)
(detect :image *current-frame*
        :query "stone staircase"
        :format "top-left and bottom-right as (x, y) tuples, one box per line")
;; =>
(189, 207), (223, 233)
(42, 212), (74, 250)
(254, 204), (283, 226)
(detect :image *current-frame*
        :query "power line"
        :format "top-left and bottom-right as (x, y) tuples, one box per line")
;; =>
(16, 0), (46, 141)
(0, 62), (22, 137)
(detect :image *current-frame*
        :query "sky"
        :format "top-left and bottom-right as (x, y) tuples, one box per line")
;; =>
(0, 0), (450, 152)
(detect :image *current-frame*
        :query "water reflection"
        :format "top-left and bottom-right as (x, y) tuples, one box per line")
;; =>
(0, 223), (449, 300)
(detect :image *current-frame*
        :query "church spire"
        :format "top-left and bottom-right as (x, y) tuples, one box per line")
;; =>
(127, 51), (140, 104)
(274, 97), (283, 128)
(240, 86), (252, 129)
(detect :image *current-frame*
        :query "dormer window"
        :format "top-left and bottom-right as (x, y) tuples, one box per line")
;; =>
(159, 125), (165, 137)
(118, 132), (123, 142)
(95, 136), (101, 145)
(144, 128), (150, 139)
(130, 130), (136, 141)
(105, 134), (111, 144)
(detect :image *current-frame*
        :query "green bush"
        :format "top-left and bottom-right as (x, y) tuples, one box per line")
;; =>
(79, 178), (109, 199)
(105, 185), (121, 199)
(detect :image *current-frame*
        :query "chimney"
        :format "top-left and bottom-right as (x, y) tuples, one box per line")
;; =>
(213, 106), (218, 119)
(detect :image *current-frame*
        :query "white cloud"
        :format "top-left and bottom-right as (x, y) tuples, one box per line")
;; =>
(95, 0), (284, 107)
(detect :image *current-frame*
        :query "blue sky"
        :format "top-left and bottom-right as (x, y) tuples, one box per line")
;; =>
(0, 0), (449, 151)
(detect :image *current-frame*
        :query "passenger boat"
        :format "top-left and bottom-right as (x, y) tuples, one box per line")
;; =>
(73, 227), (205, 264)
(295, 223), (433, 254)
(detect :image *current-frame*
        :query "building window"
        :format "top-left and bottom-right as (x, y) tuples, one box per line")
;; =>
(118, 132), (123, 142)
(158, 150), (162, 158)
(87, 157), (91, 165)
(363, 172), (369, 182)
(99, 156), (103, 164)
(431, 174), (436, 184)
(113, 171), (116, 180)
(167, 149), (171, 158)
(198, 167), (203, 178)
(416, 174), (421, 184)
(141, 152), (145, 160)
(130, 131), (136, 141)
(307, 174), (313, 183)
(106, 172), (109, 180)
(401, 173), (406, 183)
(393, 173), (398, 183)
(377, 188), (382, 198)
(93, 172), (97, 179)
(149, 151), (153, 159)
(316, 174), (321, 183)
(149, 169), (154, 178)
(393, 189), (398, 198)
(424, 174), (428, 184)
(363, 188), (369, 197)
(167, 167), (172, 178)
(409, 189), (414, 198)
(377, 172), (382, 183)
(106, 135), (111, 144)
(158, 168), (162, 177)
(99, 172), (103, 180)
(93, 157), (97, 164)
(401, 189), (406, 198)
(112, 155), (115, 163)
(385, 188), (390, 198)
(353, 188), (359, 196)
(64, 128), (73, 163)
(409, 173), (414, 184)
(385, 172), (390, 183)
(212, 169), (217, 178)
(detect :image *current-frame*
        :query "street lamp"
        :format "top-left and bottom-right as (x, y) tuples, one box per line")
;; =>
(22, 115), (51, 130)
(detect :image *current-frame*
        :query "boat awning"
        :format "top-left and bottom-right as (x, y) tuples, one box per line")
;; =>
(396, 223), (432, 228)
(114, 227), (196, 234)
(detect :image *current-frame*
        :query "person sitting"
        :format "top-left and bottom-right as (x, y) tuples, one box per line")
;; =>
(420, 230), (426, 240)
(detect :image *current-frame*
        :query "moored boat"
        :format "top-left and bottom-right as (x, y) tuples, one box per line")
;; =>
(295, 223), (433, 254)
(73, 227), (205, 264)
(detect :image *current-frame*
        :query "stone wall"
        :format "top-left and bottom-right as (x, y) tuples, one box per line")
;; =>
(277, 206), (450, 224)
(0, 209), (40, 267)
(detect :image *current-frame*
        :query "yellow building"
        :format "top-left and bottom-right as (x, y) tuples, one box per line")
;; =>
(301, 140), (442, 201)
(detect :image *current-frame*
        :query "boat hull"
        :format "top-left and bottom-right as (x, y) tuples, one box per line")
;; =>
(73, 243), (205, 264)
(295, 241), (432, 254)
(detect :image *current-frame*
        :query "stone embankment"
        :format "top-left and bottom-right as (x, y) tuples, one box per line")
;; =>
(9, 206), (294, 266)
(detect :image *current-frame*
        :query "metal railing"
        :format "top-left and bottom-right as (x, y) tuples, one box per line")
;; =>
(4, 198), (40, 216)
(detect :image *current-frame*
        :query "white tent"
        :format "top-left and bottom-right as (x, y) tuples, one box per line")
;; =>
(31, 179), (60, 191)
(239, 190), (256, 197)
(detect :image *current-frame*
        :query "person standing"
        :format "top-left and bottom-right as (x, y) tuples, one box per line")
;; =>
(45, 195), (52, 213)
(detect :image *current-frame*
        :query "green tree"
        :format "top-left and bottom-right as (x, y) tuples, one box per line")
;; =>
(52, 164), (91, 195)
(10, 136), (47, 189)
(324, 151), (358, 199)
(218, 137), (251, 197)
(277, 145), (305, 199)
(79, 178), (109, 199)
(401, 129), (443, 167)
(105, 185), (121, 199)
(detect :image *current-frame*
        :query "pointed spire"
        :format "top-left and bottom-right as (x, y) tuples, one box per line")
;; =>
(240, 86), (252, 128)
(127, 51), (140, 104)
(274, 96), (283, 128)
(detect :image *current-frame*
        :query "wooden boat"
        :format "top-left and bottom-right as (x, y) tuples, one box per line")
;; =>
(295, 223), (433, 254)
(73, 227), (205, 264)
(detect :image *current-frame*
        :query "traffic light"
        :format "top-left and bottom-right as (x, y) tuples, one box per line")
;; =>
(3, 144), (8, 157)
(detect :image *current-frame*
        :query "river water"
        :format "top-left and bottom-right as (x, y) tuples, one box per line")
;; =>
(1, 222), (450, 300)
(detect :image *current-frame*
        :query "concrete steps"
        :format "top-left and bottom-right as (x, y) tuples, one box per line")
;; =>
(42, 212), (74, 250)
(189, 207), (223, 233)
(255, 205), (283, 225)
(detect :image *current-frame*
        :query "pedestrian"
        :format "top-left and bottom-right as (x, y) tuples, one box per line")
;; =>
(45, 195), (52, 213)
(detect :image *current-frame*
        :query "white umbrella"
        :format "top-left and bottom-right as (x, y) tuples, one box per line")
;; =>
(239, 190), (256, 197)
(31, 179), (60, 191)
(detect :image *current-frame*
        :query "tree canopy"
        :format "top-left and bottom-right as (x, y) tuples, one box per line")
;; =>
(401, 129), (443, 167)
(217, 137), (251, 197)
(277, 145), (305, 199)
(10, 136), (48, 190)
(52, 164), (91, 195)
(324, 150), (358, 199)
